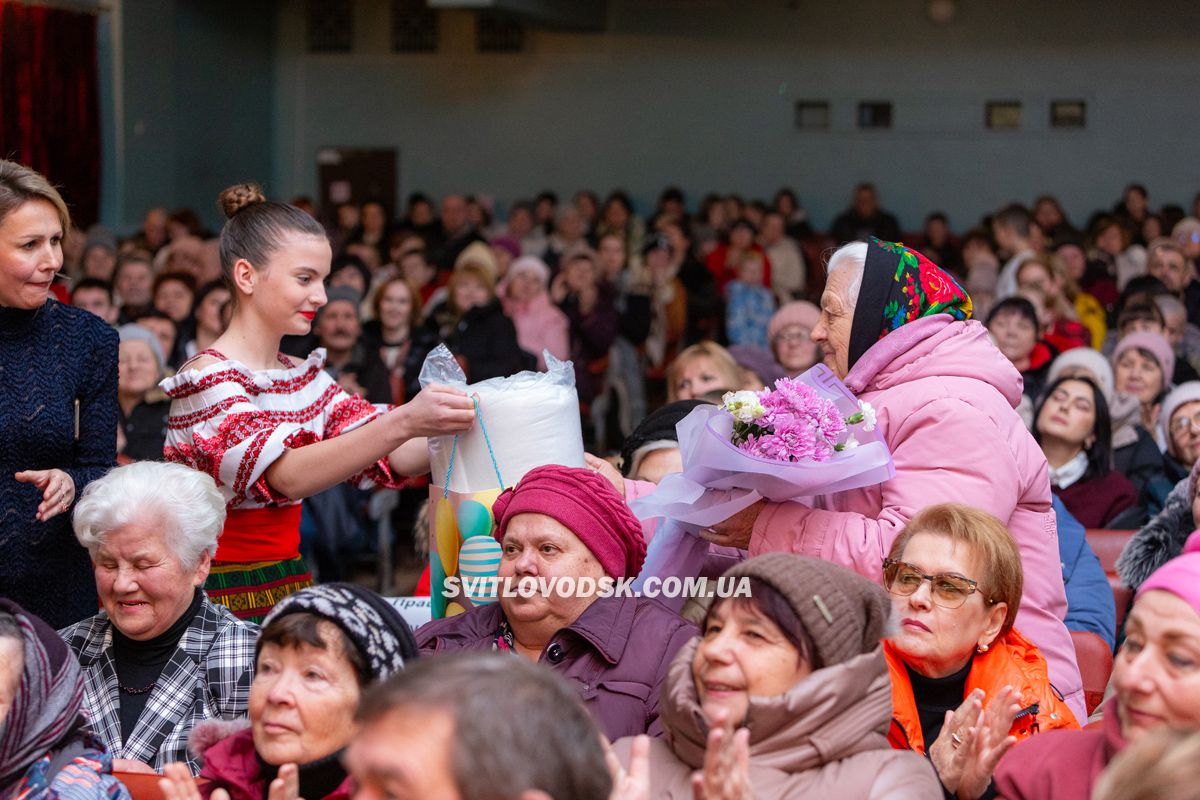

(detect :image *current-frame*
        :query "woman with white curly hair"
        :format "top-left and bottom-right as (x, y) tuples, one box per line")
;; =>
(59, 461), (258, 776)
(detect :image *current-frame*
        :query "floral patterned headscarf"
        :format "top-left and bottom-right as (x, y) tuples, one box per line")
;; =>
(846, 238), (972, 371)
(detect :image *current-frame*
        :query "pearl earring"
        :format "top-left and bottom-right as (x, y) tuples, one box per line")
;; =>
(977, 643), (989, 654)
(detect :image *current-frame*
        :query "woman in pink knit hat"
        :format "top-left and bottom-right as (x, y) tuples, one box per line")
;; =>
(1113, 331), (1175, 438)
(767, 300), (821, 378)
(995, 531), (1200, 800)
(416, 465), (695, 742)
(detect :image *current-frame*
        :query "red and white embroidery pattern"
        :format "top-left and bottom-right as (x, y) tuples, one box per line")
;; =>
(161, 348), (402, 509)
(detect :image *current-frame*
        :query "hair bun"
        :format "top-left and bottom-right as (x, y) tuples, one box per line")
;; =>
(218, 183), (267, 219)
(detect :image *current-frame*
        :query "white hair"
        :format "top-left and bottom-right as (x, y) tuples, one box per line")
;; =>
(73, 461), (225, 570)
(825, 241), (867, 306)
(1155, 293), (1187, 321)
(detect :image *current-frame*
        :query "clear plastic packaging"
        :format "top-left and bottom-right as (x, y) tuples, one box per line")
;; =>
(421, 345), (585, 617)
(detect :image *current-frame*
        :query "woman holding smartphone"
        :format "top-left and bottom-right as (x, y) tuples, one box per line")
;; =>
(0, 160), (118, 629)
(164, 184), (474, 621)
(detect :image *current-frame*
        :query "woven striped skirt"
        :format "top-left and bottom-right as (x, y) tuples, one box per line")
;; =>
(205, 556), (313, 623)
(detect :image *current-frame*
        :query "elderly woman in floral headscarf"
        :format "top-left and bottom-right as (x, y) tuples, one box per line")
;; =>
(0, 599), (129, 800)
(700, 238), (1086, 724)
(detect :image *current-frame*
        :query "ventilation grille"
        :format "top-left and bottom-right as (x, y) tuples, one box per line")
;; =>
(307, 0), (353, 53)
(986, 100), (1022, 130)
(857, 101), (892, 130)
(392, 0), (438, 52)
(794, 101), (830, 131)
(476, 11), (524, 53)
(1051, 100), (1086, 129)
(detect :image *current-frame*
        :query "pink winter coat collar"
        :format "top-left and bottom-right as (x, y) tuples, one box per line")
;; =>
(612, 640), (939, 799)
(844, 314), (1022, 405)
(749, 314), (1086, 723)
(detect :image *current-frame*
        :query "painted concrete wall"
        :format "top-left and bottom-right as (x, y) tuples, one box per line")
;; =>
(108, 0), (275, 232)
(268, 0), (1200, 231)
(108, 0), (1200, 233)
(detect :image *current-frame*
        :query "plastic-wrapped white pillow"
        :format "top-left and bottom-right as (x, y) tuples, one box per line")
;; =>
(420, 344), (585, 494)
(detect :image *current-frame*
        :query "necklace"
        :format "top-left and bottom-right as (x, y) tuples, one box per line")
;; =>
(118, 681), (156, 695)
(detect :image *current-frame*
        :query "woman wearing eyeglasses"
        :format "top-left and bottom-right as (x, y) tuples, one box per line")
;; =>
(883, 504), (1078, 800)
(1160, 382), (1200, 484)
(767, 301), (821, 378)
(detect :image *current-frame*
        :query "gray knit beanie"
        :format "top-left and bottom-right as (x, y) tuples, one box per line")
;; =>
(724, 553), (893, 668)
(117, 323), (165, 373)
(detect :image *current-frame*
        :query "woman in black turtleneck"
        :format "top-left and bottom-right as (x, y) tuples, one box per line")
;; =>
(167, 583), (418, 800)
(60, 461), (260, 775)
(880, 504), (1080, 800)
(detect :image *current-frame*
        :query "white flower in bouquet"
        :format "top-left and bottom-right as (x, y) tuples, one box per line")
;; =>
(721, 390), (767, 424)
(849, 400), (877, 432)
(629, 365), (896, 592)
(726, 379), (847, 462)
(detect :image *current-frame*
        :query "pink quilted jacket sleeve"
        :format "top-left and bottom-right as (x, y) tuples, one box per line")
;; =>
(749, 395), (1023, 572)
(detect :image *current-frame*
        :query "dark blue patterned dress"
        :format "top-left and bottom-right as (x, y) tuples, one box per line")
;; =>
(0, 300), (117, 628)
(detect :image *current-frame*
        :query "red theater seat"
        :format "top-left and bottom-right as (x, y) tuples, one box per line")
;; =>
(1085, 528), (1134, 632)
(1070, 630), (1113, 716)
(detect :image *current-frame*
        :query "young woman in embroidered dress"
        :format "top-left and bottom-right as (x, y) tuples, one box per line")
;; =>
(161, 184), (474, 622)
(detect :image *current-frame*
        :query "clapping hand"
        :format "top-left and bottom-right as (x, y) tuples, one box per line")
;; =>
(605, 735), (650, 800)
(160, 759), (306, 800)
(691, 707), (752, 800)
(952, 686), (1021, 800)
(160, 762), (228, 800)
(930, 686), (1021, 800)
(550, 271), (570, 304)
(929, 688), (985, 793)
(266, 763), (304, 800)
(336, 371), (368, 399)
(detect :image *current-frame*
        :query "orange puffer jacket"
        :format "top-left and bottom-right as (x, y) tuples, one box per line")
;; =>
(885, 628), (1079, 754)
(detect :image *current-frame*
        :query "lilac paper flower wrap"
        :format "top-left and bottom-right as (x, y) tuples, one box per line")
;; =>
(629, 364), (894, 597)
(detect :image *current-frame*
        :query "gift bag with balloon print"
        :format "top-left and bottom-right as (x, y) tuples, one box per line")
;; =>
(421, 345), (585, 618)
(429, 483), (506, 618)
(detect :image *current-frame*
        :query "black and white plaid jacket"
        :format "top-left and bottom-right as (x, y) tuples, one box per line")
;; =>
(60, 596), (258, 774)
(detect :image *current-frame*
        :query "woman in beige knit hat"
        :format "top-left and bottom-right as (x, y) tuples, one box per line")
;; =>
(612, 553), (939, 799)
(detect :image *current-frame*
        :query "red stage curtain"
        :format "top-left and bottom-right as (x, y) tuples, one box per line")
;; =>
(0, 2), (100, 227)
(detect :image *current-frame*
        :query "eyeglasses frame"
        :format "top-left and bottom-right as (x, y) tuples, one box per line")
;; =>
(882, 557), (998, 609)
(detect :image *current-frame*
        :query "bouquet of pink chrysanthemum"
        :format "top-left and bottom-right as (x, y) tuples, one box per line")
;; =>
(722, 377), (875, 463)
(630, 365), (893, 603)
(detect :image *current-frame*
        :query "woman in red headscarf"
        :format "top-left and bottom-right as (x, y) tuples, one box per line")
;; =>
(416, 465), (696, 742)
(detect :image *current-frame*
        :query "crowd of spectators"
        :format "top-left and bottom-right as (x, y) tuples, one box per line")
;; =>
(7, 159), (1200, 799)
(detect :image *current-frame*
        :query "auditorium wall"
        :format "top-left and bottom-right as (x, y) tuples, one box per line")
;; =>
(104, 0), (1200, 233)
